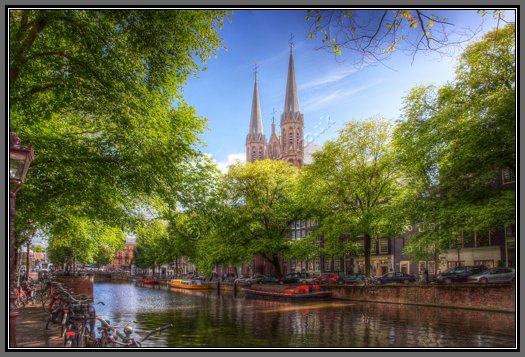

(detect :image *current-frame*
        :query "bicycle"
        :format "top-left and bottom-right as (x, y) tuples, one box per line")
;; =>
(87, 318), (173, 347)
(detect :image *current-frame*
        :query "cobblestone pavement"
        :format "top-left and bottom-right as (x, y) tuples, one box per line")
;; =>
(15, 303), (63, 348)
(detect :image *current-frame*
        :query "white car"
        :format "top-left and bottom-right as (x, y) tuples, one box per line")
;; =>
(467, 267), (515, 284)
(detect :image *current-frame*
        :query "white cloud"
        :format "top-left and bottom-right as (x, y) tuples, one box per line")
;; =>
(302, 78), (384, 112)
(211, 152), (246, 174)
(300, 66), (361, 90)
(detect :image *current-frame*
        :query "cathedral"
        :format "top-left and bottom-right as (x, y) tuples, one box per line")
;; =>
(245, 45), (304, 168)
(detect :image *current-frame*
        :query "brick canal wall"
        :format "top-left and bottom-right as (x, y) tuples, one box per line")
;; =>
(54, 275), (94, 298)
(326, 284), (515, 312)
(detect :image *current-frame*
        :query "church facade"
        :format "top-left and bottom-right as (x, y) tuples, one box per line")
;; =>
(245, 46), (304, 168)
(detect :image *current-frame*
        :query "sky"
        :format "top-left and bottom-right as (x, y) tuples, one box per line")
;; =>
(182, 9), (510, 170)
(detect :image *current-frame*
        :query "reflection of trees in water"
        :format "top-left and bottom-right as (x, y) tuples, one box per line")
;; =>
(95, 283), (515, 347)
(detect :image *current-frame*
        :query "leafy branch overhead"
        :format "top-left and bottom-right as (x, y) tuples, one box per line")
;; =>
(306, 9), (513, 65)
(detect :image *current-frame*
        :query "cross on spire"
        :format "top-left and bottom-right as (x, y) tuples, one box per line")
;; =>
(253, 60), (259, 80)
(289, 33), (295, 50)
(271, 108), (277, 124)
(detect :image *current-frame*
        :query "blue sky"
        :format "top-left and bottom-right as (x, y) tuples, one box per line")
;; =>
(183, 9), (509, 169)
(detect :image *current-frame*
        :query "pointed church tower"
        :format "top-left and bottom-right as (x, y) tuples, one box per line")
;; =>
(246, 65), (267, 163)
(267, 109), (281, 160)
(280, 41), (304, 168)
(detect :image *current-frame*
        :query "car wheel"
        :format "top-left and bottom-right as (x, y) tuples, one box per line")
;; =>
(403, 279), (410, 284)
(279, 281), (284, 285)
(337, 280), (343, 285)
(480, 278), (488, 284)
(444, 278), (453, 284)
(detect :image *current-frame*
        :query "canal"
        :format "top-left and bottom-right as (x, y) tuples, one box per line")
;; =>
(93, 281), (515, 348)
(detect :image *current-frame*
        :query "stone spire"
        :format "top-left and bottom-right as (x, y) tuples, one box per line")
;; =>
(283, 45), (299, 113)
(249, 64), (264, 136)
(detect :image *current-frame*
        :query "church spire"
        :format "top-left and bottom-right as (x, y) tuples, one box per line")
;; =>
(283, 35), (299, 113)
(249, 62), (264, 135)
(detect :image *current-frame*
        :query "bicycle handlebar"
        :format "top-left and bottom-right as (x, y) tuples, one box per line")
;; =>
(140, 323), (174, 343)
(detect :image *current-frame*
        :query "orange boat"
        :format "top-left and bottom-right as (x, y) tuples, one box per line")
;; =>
(242, 284), (331, 301)
(143, 278), (159, 284)
(168, 279), (208, 290)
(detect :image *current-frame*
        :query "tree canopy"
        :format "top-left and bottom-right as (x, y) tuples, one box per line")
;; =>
(9, 10), (229, 263)
(301, 117), (407, 275)
(393, 23), (516, 258)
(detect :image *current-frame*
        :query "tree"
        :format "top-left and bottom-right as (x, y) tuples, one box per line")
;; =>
(394, 24), (516, 254)
(306, 9), (512, 66)
(211, 160), (304, 278)
(301, 118), (406, 276)
(9, 10), (229, 259)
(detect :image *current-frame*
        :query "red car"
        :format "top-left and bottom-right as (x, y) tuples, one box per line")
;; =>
(314, 273), (343, 284)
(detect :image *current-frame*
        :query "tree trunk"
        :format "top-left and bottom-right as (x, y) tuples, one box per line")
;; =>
(271, 254), (283, 278)
(364, 233), (371, 276)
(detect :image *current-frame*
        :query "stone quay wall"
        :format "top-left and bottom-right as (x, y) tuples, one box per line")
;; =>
(326, 284), (515, 313)
(54, 275), (94, 298)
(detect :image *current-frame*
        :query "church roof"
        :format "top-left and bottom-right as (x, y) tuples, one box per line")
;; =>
(249, 77), (264, 135)
(283, 48), (299, 113)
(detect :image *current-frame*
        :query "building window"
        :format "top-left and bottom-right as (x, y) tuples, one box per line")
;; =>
(289, 132), (293, 144)
(296, 131), (300, 145)
(356, 241), (364, 253)
(371, 240), (377, 255)
(314, 257), (320, 271)
(505, 224), (515, 239)
(428, 261), (436, 274)
(463, 232), (475, 248)
(379, 239), (389, 254)
(324, 258), (332, 271)
(502, 167), (515, 184)
(418, 261), (427, 274)
(259, 149), (263, 159)
(252, 151), (256, 161)
(476, 231), (490, 247)
(400, 261), (409, 274)
(474, 260), (494, 268)
(334, 257), (341, 272)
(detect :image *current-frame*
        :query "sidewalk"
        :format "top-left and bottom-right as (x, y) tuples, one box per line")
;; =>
(15, 303), (63, 348)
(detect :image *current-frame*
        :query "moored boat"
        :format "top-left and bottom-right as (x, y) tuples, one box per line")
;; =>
(242, 284), (331, 301)
(143, 278), (159, 284)
(168, 279), (208, 290)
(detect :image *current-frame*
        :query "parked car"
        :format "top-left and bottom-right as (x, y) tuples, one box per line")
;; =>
(245, 274), (266, 284)
(435, 265), (488, 284)
(467, 267), (515, 284)
(253, 275), (279, 284)
(278, 272), (311, 284)
(338, 273), (366, 285)
(376, 272), (417, 284)
(234, 275), (253, 285)
(313, 273), (343, 284)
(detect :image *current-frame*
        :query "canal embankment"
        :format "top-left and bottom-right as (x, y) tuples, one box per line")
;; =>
(91, 274), (515, 313)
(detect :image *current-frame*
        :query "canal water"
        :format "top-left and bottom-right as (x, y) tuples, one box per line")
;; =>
(93, 281), (515, 348)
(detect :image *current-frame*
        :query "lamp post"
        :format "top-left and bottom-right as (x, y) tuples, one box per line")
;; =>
(9, 132), (34, 348)
(455, 242), (462, 267)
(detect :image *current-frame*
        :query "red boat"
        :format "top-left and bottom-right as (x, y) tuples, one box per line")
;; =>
(142, 278), (159, 284)
(242, 284), (331, 301)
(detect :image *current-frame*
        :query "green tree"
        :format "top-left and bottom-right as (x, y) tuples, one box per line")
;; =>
(394, 24), (516, 255)
(9, 10), (229, 259)
(210, 160), (304, 278)
(301, 118), (406, 276)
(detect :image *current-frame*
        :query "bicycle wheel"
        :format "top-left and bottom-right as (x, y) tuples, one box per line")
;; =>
(64, 335), (77, 348)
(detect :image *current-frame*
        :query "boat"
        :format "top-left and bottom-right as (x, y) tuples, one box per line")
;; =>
(242, 284), (331, 301)
(168, 279), (208, 290)
(142, 278), (159, 284)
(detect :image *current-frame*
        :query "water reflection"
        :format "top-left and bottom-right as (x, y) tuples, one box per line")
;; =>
(93, 282), (515, 348)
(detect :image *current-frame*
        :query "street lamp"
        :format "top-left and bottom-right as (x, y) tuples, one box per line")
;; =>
(9, 132), (34, 348)
(455, 241), (462, 268)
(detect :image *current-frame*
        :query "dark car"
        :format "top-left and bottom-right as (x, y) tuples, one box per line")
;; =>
(376, 272), (417, 284)
(338, 273), (366, 284)
(435, 265), (488, 284)
(278, 272), (311, 284)
(254, 275), (279, 284)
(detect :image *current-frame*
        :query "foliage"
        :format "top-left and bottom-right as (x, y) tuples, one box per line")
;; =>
(300, 117), (407, 275)
(394, 24), (516, 256)
(306, 9), (513, 66)
(203, 160), (305, 278)
(9, 10), (229, 261)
